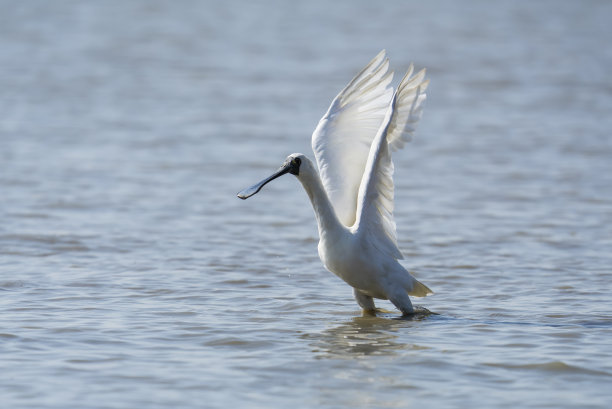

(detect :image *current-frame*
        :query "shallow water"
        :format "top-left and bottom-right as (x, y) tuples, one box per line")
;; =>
(2, 1), (612, 408)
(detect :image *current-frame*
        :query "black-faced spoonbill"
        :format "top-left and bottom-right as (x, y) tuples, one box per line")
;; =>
(237, 50), (432, 315)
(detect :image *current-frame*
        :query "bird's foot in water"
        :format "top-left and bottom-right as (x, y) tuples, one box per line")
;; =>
(361, 308), (379, 317)
(399, 305), (438, 318)
(360, 305), (437, 318)
(360, 307), (394, 317)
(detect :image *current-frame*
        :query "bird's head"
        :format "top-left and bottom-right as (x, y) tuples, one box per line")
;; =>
(237, 153), (306, 199)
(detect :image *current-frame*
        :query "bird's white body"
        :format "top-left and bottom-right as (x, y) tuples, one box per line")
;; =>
(293, 154), (431, 314)
(238, 50), (432, 315)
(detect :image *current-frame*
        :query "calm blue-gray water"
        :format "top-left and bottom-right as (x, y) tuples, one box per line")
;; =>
(2, 1), (612, 408)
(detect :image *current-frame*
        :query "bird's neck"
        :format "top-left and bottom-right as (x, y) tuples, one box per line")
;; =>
(298, 170), (345, 241)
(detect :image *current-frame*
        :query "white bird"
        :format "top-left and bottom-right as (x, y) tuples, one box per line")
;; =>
(237, 50), (432, 315)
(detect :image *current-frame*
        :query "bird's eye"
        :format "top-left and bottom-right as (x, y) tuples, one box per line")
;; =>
(293, 157), (301, 167)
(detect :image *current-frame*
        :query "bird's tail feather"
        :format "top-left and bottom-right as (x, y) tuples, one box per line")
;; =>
(408, 279), (433, 297)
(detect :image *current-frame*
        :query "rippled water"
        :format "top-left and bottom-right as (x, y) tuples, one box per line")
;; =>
(2, 1), (612, 408)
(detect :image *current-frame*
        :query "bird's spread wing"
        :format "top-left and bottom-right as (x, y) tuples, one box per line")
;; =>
(387, 66), (428, 151)
(354, 67), (428, 259)
(311, 50), (394, 227)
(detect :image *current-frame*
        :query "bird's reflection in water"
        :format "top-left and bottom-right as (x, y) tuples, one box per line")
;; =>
(310, 307), (436, 359)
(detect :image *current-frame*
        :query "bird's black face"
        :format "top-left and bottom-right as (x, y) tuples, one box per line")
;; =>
(288, 156), (301, 176)
(237, 156), (302, 200)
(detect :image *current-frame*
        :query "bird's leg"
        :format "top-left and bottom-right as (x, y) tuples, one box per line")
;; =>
(389, 291), (415, 316)
(353, 288), (376, 313)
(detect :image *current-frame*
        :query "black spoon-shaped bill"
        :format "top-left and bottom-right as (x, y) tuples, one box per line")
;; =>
(237, 163), (292, 200)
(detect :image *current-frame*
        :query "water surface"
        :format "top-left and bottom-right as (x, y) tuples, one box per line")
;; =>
(1, 1), (612, 408)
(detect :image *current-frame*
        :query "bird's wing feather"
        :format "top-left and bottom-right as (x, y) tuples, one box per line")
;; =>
(387, 66), (429, 151)
(311, 50), (394, 227)
(354, 67), (428, 260)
